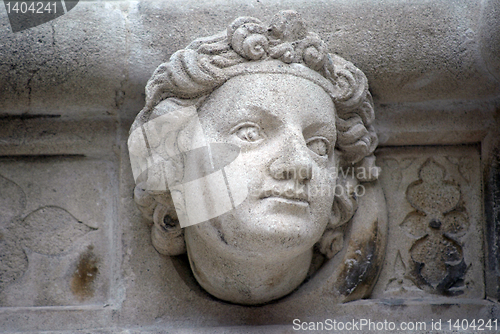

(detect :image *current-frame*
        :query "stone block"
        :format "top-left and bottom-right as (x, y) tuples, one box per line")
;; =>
(0, 1), (127, 117)
(0, 156), (116, 308)
(1, 0), (499, 121)
(373, 145), (484, 299)
(0, 116), (117, 156)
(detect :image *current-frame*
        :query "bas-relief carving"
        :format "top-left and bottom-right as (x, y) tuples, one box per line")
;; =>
(0, 173), (97, 305)
(129, 11), (387, 305)
(0, 160), (109, 307)
(403, 159), (468, 295)
(373, 146), (484, 299)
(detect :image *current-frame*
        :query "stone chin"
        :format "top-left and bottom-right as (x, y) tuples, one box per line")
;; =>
(185, 207), (330, 260)
(184, 225), (315, 305)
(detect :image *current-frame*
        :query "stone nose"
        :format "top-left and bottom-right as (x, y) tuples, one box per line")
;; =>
(269, 135), (313, 182)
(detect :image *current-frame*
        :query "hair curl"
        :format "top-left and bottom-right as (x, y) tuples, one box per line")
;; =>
(131, 10), (379, 258)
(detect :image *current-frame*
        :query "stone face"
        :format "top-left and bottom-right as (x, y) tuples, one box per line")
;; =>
(128, 10), (386, 305)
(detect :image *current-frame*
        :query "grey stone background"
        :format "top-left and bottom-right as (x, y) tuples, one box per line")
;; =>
(0, 0), (498, 153)
(0, 0), (499, 332)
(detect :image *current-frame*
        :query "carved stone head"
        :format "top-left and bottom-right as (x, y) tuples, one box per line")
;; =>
(129, 10), (386, 305)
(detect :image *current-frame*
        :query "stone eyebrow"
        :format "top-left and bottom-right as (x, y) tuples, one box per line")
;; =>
(233, 104), (281, 124)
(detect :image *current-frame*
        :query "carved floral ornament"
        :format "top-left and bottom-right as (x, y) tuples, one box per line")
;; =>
(0, 174), (96, 295)
(402, 159), (468, 295)
(128, 10), (387, 305)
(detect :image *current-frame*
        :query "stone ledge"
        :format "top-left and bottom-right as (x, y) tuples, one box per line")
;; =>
(0, 299), (498, 332)
(0, 116), (118, 157)
(0, 0), (499, 119)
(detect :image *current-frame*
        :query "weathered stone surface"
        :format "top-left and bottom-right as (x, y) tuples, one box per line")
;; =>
(0, 0), (499, 121)
(373, 146), (484, 299)
(0, 1), (127, 117)
(478, 0), (500, 83)
(483, 127), (500, 301)
(374, 100), (498, 147)
(0, 0), (499, 332)
(0, 156), (115, 307)
(0, 116), (117, 157)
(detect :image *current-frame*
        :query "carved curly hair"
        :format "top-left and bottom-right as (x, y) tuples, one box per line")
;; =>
(130, 10), (379, 258)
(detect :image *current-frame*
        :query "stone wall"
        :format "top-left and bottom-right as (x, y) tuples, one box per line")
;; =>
(0, 0), (499, 332)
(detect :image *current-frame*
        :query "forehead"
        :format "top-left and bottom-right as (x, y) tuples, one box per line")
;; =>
(199, 73), (336, 124)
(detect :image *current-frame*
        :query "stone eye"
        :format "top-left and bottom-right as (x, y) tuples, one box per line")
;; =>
(306, 137), (329, 156)
(234, 123), (263, 142)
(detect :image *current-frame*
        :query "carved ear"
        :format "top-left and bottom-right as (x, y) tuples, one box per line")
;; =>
(151, 203), (185, 256)
(152, 192), (185, 256)
(133, 184), (186, 256)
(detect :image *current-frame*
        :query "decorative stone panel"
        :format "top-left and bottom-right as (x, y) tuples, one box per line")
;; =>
(373, 145), (484, 299)
(0, 156), (115, 307)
